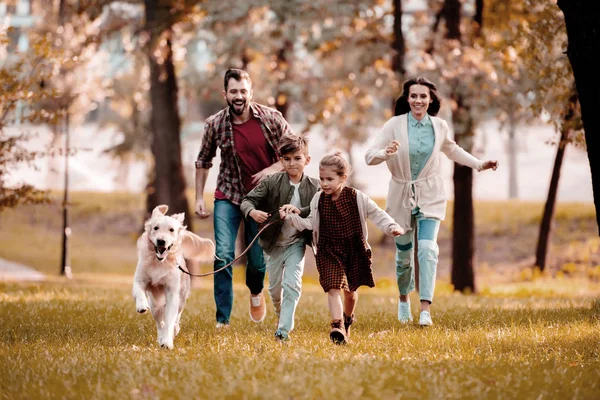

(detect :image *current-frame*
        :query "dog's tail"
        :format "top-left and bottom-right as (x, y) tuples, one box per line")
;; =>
(181, 230), (216, 262)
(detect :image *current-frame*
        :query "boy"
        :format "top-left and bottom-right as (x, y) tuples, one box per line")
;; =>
(240, 134), (320, 342)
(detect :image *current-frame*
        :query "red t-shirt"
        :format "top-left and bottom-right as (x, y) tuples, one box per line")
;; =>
(215, 116), (276, 199)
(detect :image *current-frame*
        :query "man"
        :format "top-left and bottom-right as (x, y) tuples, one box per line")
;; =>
(195, 68), (293, 328)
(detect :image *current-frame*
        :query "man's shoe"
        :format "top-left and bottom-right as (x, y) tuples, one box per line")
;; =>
(216, 322), (230, 329)
(343, 313), (355, 338)
(419, 310), (433, 326)
(250, 293), (266, 323)
(329, 319), (347, 345)
(398, 299), (413, 323)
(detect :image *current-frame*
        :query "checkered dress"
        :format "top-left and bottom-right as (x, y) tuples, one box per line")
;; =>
(315, 187), (374, 292)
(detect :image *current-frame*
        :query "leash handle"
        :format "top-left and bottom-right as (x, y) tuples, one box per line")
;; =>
(179, 214), (282, 278)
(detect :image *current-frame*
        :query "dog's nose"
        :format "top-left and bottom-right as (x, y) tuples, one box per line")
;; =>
(156, 239), (166, 247)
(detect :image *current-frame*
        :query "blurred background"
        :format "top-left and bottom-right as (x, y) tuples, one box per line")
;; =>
(1, 0), (597, 294)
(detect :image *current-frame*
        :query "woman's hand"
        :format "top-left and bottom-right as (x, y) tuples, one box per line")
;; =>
(385, 140), (401, 155)
(481, 160), (499, 171)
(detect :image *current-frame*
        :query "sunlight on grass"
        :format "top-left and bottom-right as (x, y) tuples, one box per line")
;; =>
(1, 281), (598, 399)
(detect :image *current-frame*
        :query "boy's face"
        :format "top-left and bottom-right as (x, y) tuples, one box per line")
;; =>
(280, 149), (310, 180)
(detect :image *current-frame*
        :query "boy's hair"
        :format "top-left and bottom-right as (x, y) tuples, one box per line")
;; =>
(278, 134), (309, 156)
(319, 151), (350, 177)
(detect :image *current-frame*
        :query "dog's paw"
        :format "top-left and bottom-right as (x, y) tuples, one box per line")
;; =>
(136, 305), (150, 314)
(159, 337), (174, 349)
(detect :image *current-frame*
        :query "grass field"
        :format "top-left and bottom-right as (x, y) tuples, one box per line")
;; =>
(1, 278), (599, 399)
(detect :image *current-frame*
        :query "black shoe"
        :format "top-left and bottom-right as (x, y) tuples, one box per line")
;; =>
(329, 319), (347, 344)
(343, 313), (355, 338)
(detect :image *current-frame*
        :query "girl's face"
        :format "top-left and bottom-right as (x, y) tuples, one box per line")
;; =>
(319, 166), (347, 197)
(408, 84), (432, 119)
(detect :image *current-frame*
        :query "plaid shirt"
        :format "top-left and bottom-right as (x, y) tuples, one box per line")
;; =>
(195, 102), (293, 205)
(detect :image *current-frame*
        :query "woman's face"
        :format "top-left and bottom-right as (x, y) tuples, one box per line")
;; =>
(408, 84), (432, 119)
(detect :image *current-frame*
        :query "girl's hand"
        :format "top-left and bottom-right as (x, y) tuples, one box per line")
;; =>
(385, 140), (401, 155)
(481, 160), (499, 171)
(390, 226), (405, 236)
(249, 210), (270, 223)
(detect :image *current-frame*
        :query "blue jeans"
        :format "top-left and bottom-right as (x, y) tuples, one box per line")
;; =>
(394, 211), (441, 303)
(213, 199), (266, 324)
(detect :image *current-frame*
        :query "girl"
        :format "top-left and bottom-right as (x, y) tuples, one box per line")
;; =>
(281, 152), (404, 344)
(365, 76), (498, 326)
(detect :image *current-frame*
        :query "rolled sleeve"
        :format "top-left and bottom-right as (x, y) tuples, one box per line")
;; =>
(195, 123), (216, 169)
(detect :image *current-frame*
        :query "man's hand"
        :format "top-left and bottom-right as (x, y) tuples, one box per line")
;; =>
(251, 163), (281, 185)
(481, 160), (499, 171)
(385, 140), (401, 155)
(390, 226), (405, 236)
(195, 198), (210, 219)
(249, 210), (270, 223)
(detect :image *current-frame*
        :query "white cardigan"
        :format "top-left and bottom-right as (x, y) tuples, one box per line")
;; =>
(286, 189), (401, 255)
(365, 113), (483, 231)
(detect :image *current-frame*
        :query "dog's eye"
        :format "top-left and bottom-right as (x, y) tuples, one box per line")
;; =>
(169, 228), (174, 232)
(153, 226), (159, 230)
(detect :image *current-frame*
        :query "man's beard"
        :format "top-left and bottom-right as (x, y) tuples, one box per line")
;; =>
(227, 99), (248, 116)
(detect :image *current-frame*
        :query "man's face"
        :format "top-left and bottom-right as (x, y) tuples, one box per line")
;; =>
(223, 78), (252, 116)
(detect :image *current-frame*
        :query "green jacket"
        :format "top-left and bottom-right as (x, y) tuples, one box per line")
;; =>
(240, 171), (320, 254)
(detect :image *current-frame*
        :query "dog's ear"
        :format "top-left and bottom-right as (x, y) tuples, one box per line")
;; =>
(173, 213), (185, 224)
(152, 205), (169, 218)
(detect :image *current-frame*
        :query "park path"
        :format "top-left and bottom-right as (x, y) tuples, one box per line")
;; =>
(0, 258), (45, 282)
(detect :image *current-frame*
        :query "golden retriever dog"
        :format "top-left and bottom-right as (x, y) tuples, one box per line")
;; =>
(132, 205), (215, 349)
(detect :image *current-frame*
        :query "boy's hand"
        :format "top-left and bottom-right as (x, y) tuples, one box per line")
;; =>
(390, 226), (405, 236)
(249, 210), (270, 223)
(278, 205), (300, 220)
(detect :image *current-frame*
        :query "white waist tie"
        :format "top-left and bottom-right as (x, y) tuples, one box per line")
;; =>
(391, 175), (437, 209)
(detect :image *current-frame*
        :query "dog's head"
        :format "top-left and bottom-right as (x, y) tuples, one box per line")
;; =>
(144, 205), (186, 262)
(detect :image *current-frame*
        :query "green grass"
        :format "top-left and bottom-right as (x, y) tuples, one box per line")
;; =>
(1, 279), (599, 399)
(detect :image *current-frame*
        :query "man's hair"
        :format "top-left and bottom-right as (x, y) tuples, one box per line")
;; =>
(278, 134), (309, 156)
(224, 68), (252, 91)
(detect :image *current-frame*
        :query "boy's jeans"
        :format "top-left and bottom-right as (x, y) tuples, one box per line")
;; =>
(264, 240), (306, 337)
(213, 199), (266, 324)
(394, 212), (441, 303)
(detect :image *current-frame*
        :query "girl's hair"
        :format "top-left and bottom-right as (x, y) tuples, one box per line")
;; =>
(394, 76), (441, 116)
(319, 151), (350, 177)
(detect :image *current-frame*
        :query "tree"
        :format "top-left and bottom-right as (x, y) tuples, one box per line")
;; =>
(557, 0), (600, 234)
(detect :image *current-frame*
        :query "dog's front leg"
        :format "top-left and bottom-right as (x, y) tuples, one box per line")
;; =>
(159, 282), (180, 349)
(132, 277), (150, 314)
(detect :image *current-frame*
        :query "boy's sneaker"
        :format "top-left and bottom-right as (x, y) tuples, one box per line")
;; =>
(216, 322), (229, 329)
(343, 313), (355, 338)
(329, 319), (347, 345)
(419, 310), (433, 326)
(398, 299), (413, 323)
(249, 293), (266, 323)
(274, 330), (290, 343)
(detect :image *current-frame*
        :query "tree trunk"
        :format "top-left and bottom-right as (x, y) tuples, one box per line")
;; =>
(534, 133), (567, 271)
(145, 0), (192, 228)
(452, 164), (475, 292)
(391, 0), (405, 76)
(444, 0), (462, 41)
(507, 106), (518, 199)
(557, 0), (600, 234)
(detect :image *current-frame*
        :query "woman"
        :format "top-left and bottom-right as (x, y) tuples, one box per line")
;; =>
(365, 77), (498, 326)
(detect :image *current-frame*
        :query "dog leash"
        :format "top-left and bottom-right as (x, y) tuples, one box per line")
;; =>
(178, 212), (282, 278)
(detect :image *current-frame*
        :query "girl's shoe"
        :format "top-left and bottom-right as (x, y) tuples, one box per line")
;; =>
(343, 313), (355, 338)
(398, 299), (413, 323)
(419, 310), (433, 326)
(329, 319), (347, 344)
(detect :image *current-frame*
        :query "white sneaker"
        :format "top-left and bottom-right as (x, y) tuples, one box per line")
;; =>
(419, 311), (433, 326)
(216, 322), (230, 329)
(398, 299), (413, 323)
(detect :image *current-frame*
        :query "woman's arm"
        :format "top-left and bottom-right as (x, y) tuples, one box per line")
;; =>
(365, 118), (397, 165)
